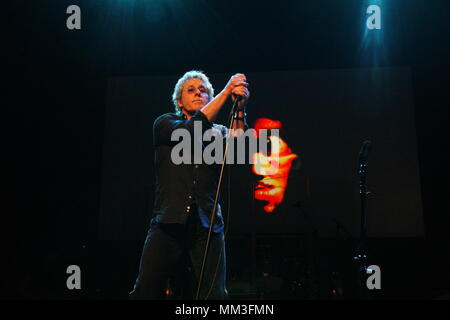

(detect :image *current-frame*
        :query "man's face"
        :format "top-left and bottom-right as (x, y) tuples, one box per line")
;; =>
(177, 78), (210, 115)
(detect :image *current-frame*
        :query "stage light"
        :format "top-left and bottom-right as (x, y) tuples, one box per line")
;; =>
(366, 4), (382, 30)
(144, 0), (167, 24)
(359, 1), (388, 70)
(362, 1), (384, 40)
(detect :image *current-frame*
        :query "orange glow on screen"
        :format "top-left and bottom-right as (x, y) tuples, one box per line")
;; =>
(252, 118), (298, 213)
(254, 118), (283, 134)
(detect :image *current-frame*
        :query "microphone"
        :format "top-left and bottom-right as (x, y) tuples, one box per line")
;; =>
(358, 140), (372, 164)
(231, 94), (242, 115)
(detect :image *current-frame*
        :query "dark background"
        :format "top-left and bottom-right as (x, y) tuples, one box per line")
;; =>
(100, 67), (423, 240)
(5, 0), (450, 299)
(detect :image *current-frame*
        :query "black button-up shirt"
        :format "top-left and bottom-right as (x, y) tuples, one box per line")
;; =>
(152, 110), (229, 233)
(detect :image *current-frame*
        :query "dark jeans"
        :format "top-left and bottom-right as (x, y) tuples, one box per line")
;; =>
(129, 210), (228, 300)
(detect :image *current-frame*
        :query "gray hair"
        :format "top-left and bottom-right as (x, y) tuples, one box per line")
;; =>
(171, 70), (214, 116)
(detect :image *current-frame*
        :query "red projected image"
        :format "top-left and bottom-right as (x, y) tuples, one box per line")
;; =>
(252, 118), (298, 213)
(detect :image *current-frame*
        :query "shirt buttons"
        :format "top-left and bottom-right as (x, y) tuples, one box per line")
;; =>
(188, 195), (192, 199)
(193, 180), (196, 184)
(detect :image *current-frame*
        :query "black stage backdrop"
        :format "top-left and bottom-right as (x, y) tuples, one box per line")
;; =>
(100, 67), (423, 240)
(5, 0), (449, 299)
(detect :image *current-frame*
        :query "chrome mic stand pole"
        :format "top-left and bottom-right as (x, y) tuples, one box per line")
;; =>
(195, 97), (240, 300)
(353, 140), (372, 299)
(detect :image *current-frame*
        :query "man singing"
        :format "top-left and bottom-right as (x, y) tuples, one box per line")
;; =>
(129, 70), (250, 299)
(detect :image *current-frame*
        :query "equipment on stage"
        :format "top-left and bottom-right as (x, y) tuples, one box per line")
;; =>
(353, 140), (374, 299)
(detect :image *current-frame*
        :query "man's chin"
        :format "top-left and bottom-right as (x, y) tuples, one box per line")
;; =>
(188, 106), (204, 113)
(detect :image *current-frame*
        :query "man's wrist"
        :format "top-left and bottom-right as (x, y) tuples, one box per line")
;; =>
(233, 111), (247, 120)
(222, 88), (232, 97)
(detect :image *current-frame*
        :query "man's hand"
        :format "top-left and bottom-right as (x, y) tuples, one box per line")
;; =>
(224, 73), (250, 108)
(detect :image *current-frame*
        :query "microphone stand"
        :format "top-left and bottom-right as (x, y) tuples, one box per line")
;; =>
(353, 141), (373, 299)
(195, 97), (241, 300)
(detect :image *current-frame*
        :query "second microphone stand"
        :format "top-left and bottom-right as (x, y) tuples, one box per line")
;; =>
(353, 144), (374, 299)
